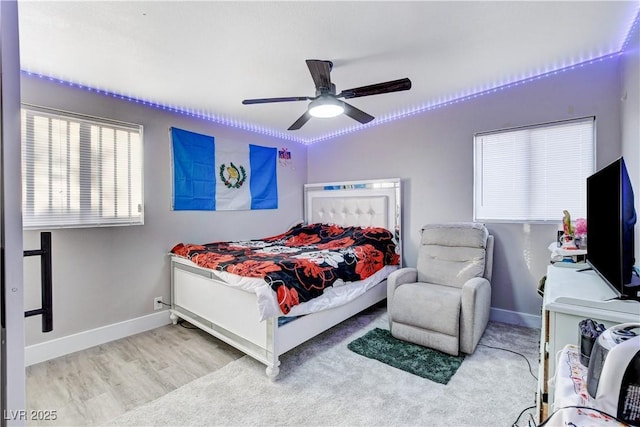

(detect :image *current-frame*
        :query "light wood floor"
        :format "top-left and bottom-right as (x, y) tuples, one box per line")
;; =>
(26, 319), (244, 426)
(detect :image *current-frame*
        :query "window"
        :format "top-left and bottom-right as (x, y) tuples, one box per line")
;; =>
(22, 105), (143, 229)
(474, 117), (594, 222)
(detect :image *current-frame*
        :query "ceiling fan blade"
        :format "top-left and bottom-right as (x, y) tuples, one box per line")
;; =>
(288, 111), (312, 130)
(306, 59), (333, 92)
(343, 102), (374, 124)
(338, 78), (412, 99)
(242, 96), (310, 105)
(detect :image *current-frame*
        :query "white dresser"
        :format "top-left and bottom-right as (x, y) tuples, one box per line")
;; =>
(536, 263), (640, 422)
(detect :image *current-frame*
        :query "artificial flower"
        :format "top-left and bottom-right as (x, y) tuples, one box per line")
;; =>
(575, 218), (587, 236)
(562, 210), (575, 235)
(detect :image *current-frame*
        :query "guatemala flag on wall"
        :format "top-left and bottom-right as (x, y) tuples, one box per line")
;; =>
(171, 127), (278, 211)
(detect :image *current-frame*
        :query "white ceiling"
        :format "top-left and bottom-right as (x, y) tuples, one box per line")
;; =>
(17, 1), (639, 144)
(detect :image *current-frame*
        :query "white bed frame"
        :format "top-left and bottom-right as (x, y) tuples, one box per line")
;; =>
(169, 178), (401, 379)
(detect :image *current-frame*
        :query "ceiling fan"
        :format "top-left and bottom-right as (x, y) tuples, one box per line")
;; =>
(242, 59), (412, 130)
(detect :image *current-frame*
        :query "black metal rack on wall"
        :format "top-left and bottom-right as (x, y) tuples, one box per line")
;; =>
(23, 231), (52, 332)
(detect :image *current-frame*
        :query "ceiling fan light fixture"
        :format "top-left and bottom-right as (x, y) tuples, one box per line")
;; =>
(308, 96), (344, 118)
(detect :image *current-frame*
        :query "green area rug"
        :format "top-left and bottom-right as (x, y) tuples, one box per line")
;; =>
(347, 328), (465, 384)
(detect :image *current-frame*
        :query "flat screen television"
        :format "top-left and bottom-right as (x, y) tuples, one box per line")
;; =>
(586, 157), (639, 300)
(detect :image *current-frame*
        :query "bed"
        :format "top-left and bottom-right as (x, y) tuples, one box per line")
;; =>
(169, 178), (402, 378)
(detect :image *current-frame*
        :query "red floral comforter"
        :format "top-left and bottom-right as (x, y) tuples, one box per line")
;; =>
(171, 223), (399, 315)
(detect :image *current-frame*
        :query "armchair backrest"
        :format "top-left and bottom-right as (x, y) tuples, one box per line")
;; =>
(416, 222), (491, 288)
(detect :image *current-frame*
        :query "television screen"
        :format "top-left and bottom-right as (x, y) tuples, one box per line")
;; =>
(586, 157), (638, 300)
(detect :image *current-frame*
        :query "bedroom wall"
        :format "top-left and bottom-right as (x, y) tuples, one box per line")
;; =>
(620, 22), (640, 265)
(307, 58), (623, 325)
(21, 75), (308, 346)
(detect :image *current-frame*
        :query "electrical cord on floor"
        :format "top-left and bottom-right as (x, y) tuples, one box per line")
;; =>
(177, 318), (198, 329)
(511, 405), (536, 427)
(478, 343), (537, 381)
(536, 405), (626, 426)
(478, 343), (538, 427)
(161, 300), (197, 330)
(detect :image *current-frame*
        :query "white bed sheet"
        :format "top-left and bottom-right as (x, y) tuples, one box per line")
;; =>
(175, 256), (397, 320)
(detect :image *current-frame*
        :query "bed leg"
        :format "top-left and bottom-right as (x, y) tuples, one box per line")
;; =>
(265, 362), (280, 380)
(169, 311), (178, 325)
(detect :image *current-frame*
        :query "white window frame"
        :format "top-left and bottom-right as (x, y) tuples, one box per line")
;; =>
(473, 117), (595, 223)
(21, 104), (144, 229)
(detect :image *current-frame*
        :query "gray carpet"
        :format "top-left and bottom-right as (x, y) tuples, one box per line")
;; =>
(105, 307), (539, 427)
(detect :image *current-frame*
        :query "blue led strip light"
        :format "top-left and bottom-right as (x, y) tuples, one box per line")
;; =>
(21, 4), (640, 146)
(621, 6), (640, 52)
(20, 71), (303, 144)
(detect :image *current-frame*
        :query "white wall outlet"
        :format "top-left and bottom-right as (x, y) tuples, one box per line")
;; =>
(153, 296), (163, 311)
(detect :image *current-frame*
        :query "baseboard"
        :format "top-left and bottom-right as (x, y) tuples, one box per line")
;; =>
(25, 310), (172, 366)
(490, 307), (541, 329)
(25, 308), (538, 366)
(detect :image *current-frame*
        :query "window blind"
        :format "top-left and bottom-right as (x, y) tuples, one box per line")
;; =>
(22, 106), (144, 229)
(473, 117), (594, 222)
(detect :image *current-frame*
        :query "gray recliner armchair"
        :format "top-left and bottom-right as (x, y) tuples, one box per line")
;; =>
(387, 222), (494, 356)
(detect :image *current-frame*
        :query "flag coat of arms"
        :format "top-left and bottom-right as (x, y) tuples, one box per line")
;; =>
(171, 127), (278, 211)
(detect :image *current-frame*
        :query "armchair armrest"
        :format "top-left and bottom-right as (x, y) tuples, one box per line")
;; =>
(460, 277), (492, 354)
(387, 267), (417, 308)
(461, 276), (490, 294)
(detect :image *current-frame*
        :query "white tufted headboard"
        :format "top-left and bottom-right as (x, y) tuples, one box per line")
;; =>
(304, 178), (402, 261)
(308, 195), (388, 227)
